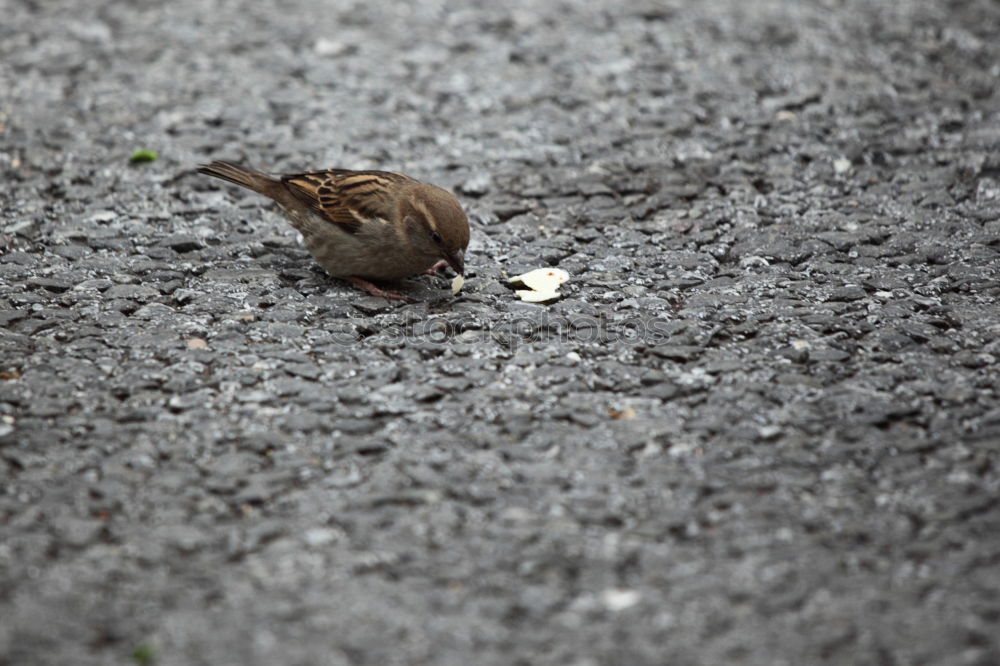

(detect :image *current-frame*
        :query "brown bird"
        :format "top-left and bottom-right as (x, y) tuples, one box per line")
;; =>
(197, 161), (470, 301)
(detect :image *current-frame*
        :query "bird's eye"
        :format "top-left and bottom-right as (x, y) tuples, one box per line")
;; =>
(430, 230), (443, 244)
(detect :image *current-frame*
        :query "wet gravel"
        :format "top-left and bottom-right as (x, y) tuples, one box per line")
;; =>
(2, 1), (1000, 664)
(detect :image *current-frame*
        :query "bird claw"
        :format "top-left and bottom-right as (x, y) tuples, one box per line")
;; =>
(424, 260), (449, 275)
(344, 277), (416, 303)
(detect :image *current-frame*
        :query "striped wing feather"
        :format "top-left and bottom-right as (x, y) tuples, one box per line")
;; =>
(281, 170), (413, 234)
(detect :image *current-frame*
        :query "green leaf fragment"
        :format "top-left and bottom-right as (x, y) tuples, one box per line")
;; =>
(129, 149), (158, 163)
(132, 643), (157, 664)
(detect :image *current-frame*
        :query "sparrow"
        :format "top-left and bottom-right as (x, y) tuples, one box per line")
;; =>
(197, 161), (470, 301)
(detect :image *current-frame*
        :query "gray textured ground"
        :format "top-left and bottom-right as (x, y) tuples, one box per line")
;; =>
(2, 1), (1000, 664)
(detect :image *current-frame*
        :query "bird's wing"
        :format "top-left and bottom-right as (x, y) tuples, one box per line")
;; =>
(281, 170), (414, 234)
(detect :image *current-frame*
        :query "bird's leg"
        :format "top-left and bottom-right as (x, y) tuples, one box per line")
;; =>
(344, 277), (416, 303)
(424, 260), (449, 275)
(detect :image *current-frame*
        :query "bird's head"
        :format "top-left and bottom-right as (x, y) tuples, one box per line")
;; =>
(399, 183), (470, 276)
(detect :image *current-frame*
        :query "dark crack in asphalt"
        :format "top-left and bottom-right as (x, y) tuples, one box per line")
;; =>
(2, 1), (1000, 665)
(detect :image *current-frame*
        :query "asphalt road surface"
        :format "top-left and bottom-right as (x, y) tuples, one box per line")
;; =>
(2, 1), (999, 664)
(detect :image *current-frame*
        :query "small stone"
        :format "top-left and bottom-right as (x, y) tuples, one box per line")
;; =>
(314, 38), (353, 56)
(74, 279), (113, 291)
(608, 406), (637, 420)
(303, 528), (339, 547)
(648, 345), (703, 362)
(87, 210), (117, 223)
(284, 362), (321, 380)
(159, 234), (203, 253)
(758, 425), (783, 440)
(56, 518), (104, 547)
(828, 285), (867, 302)
(954, 351), (995, 369)
(105, 284), (161, 301)
(459, 172), (492, 196)
(50, 244), (92, 260)
(28, 277), (73, 293)
(777, 345), (810, 363)
(133, 303), (175, 318)
(602, 589), (641, 612)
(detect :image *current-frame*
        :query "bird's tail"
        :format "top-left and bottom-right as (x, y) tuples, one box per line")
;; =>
(197, 161), (281, 197)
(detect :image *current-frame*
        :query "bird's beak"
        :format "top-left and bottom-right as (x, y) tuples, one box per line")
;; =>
(447, 249), (465, 276)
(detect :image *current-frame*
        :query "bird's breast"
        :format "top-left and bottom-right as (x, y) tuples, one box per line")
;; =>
(300, 214), (434, 280)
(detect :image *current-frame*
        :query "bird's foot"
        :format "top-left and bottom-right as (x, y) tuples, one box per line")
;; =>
(424, 260), (449, 275)
(344, 277), (416, 303)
